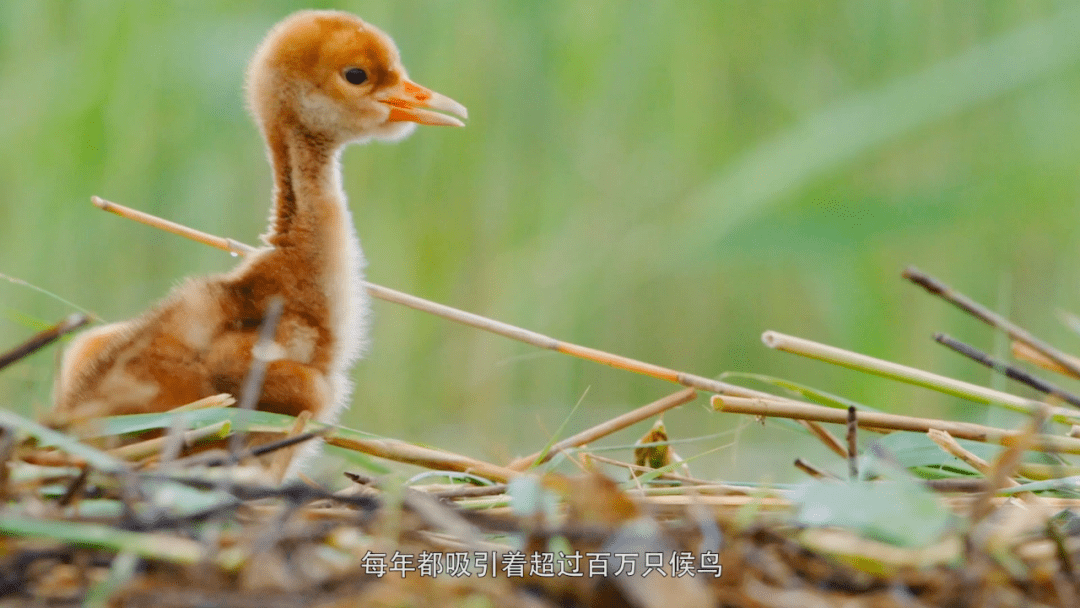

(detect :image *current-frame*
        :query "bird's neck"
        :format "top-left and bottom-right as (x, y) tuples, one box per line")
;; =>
(263, 122), (348, 252)
(260, 120), (367, 383)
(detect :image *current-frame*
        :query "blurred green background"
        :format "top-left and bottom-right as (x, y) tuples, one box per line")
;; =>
(3, 1), (1080, 481)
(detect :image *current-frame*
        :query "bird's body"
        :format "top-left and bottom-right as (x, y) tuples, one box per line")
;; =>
(49, 11), (466, 451)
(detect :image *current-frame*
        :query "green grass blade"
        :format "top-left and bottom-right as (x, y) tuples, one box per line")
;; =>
(0, 408), (127, 473)
(0, 272), (98, 318)
(0, 517), (203, 564)
(529, 386), (590, 470)
(721, 371), (881, 413)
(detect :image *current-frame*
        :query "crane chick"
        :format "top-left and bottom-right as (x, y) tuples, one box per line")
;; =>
(50, 11), (466, 464)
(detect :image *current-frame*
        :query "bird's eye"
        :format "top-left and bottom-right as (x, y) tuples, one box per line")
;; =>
(344, 68), (368, 85)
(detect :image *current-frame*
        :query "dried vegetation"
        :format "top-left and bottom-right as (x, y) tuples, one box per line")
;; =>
(4, 205), (1080, 607)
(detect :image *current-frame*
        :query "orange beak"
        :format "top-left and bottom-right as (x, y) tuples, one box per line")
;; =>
(382, 80), (467, 127)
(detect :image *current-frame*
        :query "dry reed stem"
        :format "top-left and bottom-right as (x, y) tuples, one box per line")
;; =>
(924, 478), (989, 493)
(629, 483), (767, 497)
(971, 405), (1049, 522)
(713, 395), (1080, 455)
(793, 458), (840, 480)
(91, 197), (787, 401)
(93, 196), (256, 256)
(269, 410), (311, 482)
(427, 484), (509, 499)
(798, 420), (847, 458)
(640, 494), (791, 509)
(106, 420), (231, 462)
(927, 428), (991, 472)
(1012, 341), (1080, 380)
(927, 429), (1019, 487)
(324, 434), (520, 483)
(506, 388), (697, 471)
(762, 330), (1080, 423)
(167, 393), (236, 413)
(904, 266), (1080, 378)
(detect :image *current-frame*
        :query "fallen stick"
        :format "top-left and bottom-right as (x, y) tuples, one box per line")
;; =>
(712, 395), (1080, 455)
(92, 196), (771, 400)
(506, 388), (697, 471)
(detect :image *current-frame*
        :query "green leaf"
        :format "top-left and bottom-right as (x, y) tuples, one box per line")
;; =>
(998, 475), (1080, 497)
(507, 476), (558, 519)
(2, 308), (54, 331)
(871, 432), (993, 477)
(86, 407), (300, 438)
(792, 479), (955, 547)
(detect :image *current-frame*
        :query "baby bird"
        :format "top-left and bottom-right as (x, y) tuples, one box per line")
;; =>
(49, 11), (466, 437)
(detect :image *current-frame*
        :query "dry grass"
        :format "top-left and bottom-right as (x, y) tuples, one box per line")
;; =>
(5, 215), (1080, 606)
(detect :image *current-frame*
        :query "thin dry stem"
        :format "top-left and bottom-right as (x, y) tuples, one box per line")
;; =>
(794, 458), (840, 481)
(798, 420), (847, 458)
(971, 405), (1050, 522)
(427, 484), (509, 500)
(325, 434), (520, 483)
(167, 393), (236, 413)
(269, 410), (312, 482)
(927, 428), (1019, 487)
(107, 420), (231, 462)
(507, 388), (697, 471)
(229, 296), (284, 457)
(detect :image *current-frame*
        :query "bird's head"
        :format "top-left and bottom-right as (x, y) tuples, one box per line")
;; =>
(247, 10), (466, 146)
